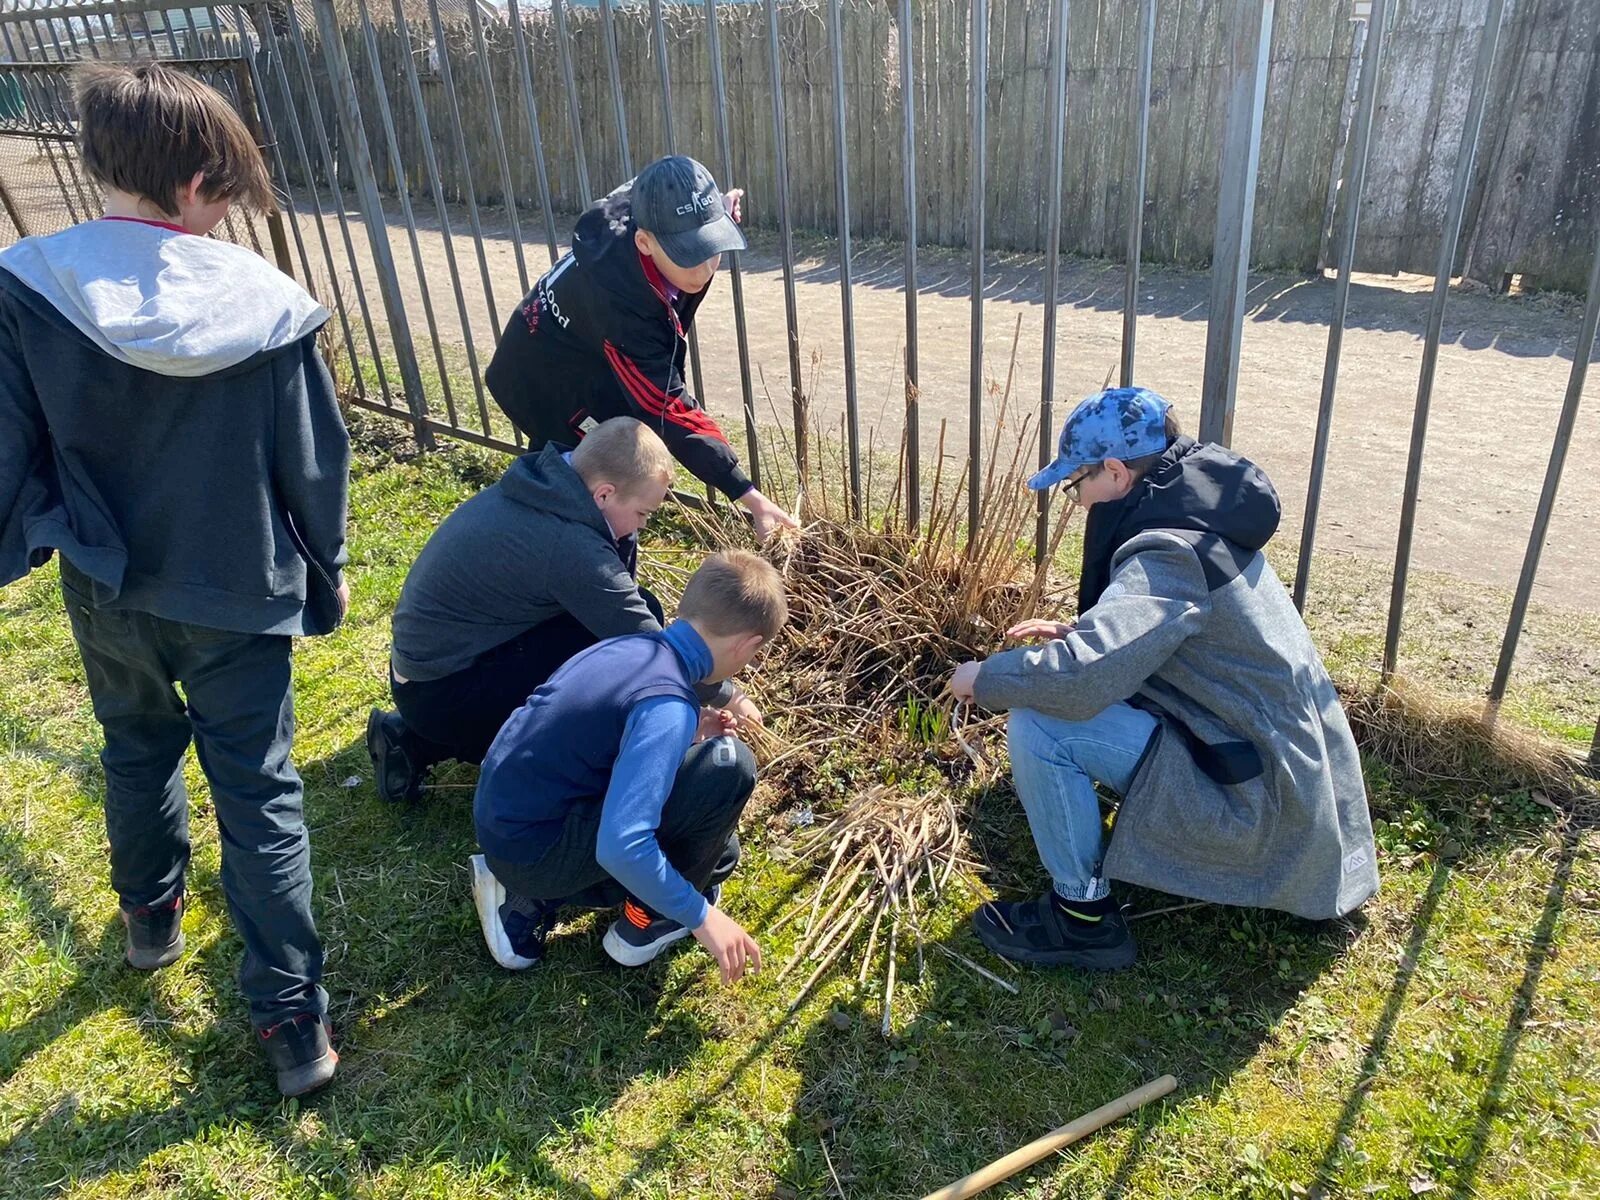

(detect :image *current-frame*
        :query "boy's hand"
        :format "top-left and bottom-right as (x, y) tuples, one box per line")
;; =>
(336, 579), (351, 619)
(726, 691), (764, 731)
(696, 707), (737, 742)
(723, 187), (744, 224)
(694, 904), (762, 983)
(947, 660), (982, 702)
(1006, 618), (1073, 642)
(740, 488), (800, 540)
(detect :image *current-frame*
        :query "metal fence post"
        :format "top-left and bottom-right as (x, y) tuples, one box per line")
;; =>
(282, 1), (395, 405)
(1486, 216), (1600, 713)
(968, 0), (989, 547)
(1197, 0), (1274, 447)
(1120, 0), (1155, 389)
(425, 0), (502, 347)
(466, 0), (530, 296)
(551, 0), (591, 206)
(765, 0), (805, 479)
(705, 0), (761, 490)
(1294, 0), (1388, 612)
(389, 0), (491, 431)
(231, 58), (294, 277)
(598, 0), (631, 176)
(252, 1), (368, 403)
(827, 0), (861, 518)
(506, 0), (561, 264)
(1037, 0), (1069, 560)
(1382, 0), (1506, 683)
(352, 0), (457, 426)
(898, 0), (919, 528)
(310, 0), (432, 447)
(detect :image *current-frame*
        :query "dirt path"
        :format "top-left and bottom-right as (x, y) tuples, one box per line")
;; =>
(314, 196), (1596, 612)
(4, 142), (1595, 610)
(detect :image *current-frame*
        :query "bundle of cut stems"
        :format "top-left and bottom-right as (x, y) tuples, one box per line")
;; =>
(775, 785), (982, 1031)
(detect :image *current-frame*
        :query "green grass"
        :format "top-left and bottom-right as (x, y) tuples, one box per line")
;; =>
(2, 415), (1597, 1198)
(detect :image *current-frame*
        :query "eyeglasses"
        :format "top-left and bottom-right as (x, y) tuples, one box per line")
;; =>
(1061, 466), (1099, 497)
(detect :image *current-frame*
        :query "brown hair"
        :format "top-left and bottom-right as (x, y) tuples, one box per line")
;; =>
(571, 417), (673, 496)
(678, 550), (788, 642)
(75, 61), (276, 218)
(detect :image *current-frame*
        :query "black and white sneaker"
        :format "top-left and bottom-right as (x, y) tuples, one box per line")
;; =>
(366, 709), (424, 804)
(470, 854), (557, 970)
(602, 885), (720, 968)
(972, 890), (1137, 971)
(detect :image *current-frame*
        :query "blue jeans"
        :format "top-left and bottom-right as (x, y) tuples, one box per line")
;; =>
(1005, 703), (1159, 902)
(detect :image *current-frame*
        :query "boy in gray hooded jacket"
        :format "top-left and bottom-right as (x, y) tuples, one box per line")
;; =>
(0, 64), (347, 1094)
(949, 387), (1376, 970)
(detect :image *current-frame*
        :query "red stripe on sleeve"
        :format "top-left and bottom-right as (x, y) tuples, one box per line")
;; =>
(604, 341), (729, 444)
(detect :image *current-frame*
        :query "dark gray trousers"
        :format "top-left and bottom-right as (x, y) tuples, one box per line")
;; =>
(62, 564), (326, 1029)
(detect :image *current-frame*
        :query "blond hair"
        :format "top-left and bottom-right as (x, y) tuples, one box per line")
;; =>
(571, 417), (673, 496)
(75, 61), (276, 217)
(678, 550), (788, 641)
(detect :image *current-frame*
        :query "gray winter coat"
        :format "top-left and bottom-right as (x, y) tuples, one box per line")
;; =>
(973, 440), (1378, 919)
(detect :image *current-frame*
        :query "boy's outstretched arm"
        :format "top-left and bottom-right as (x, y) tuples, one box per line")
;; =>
(596, 698), (762, 981)
(601, 337), (752, 502)
(953, 539), (1212, 720)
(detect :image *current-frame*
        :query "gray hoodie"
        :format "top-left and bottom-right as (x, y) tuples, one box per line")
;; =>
(973, 439), (1378, 920)
(0, 218), (348, 635)
(391, 444), (658, 682)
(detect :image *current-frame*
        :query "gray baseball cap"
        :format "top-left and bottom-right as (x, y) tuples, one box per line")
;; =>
(630, 155), (747, 269)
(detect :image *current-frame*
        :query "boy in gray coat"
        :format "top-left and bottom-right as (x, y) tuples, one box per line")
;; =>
(949, 387), (1377, 970)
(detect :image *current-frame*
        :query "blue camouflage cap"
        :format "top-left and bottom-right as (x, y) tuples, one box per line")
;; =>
(1027, 386), (1173, 491)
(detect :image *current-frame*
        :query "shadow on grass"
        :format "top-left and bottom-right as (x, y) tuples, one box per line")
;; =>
(5, 705), (1586, 1196)
(754, 773), (1350, 1198)
(1447, 824), (1581, 1200)
(1, 730), (673, 1197)
(1308, 858), (1453, 1197)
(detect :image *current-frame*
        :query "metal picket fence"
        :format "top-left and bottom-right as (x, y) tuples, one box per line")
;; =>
(0, 0), (1595, 763)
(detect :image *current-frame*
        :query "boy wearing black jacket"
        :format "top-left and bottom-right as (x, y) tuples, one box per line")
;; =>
(0, 64), (347, 1096)
(486, 155), (797, 541)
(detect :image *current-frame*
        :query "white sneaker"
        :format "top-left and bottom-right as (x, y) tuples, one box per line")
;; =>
(601, 886), (720, 968)
(470, 854), (539, 970)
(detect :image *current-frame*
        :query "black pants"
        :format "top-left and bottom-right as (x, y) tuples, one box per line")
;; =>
(392, 589), (665, 768)
(486, 737), (757, 912)
(60, 563), (325, 1029)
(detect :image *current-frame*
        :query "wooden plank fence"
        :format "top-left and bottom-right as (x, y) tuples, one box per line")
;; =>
(268, 0), (1600, 294)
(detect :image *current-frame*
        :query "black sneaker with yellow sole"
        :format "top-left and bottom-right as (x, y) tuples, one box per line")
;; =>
(972, 890), (1137, 970)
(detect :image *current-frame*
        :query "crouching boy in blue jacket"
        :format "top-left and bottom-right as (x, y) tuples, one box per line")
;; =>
(470, 550), (786, 983)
